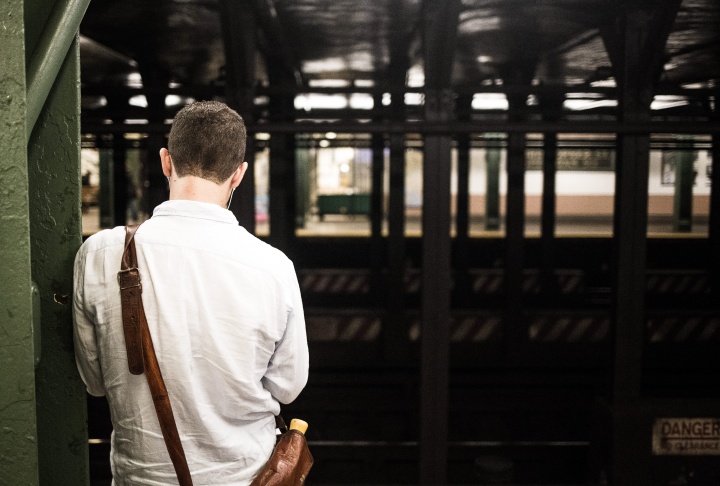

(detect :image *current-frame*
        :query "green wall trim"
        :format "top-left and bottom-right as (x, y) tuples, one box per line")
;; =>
(0, 0), (40, 484)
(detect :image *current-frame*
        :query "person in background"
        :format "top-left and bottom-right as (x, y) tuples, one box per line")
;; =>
(73, 101), (309, 485)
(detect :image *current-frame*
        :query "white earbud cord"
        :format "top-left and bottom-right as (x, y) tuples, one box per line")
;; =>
(226, 187), (235, 209)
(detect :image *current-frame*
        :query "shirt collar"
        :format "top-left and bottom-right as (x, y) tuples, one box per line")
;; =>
(152, 200), (239, 225)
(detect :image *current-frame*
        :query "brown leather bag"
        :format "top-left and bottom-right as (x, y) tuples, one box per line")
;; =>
(251, 416), (313, 486)
(119, 224), (312, 486)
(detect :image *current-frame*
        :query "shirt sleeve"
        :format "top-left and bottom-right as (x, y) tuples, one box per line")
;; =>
(262, 260), (309, 404)
(72, 246), (106, 397)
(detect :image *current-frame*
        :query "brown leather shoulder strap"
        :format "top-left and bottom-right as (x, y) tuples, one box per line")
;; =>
(120, 225), (144, 374)
(119, 224), (194, 486)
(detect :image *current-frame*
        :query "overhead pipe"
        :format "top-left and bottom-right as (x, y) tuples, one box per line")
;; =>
(26, 0), (91, 143)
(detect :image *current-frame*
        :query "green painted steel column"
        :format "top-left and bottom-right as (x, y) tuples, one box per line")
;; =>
(24, 0), (89, 483)
(296, 148), (310, 229)
(27, 38), (88, 486)
(99, 146), (115, 229)
(485, 135), (501, 231)
(672, 143), (694, 232)
(0, 1), (40, 484)
(24, 0), (91, 140)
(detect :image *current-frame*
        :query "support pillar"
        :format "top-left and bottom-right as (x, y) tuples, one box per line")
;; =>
(220, 0), (257, 232)
(485, 136), (501, 230)
(598, 2), (681, 483)
(383, 0), (411, 343)
(419, 1), (460, 482)
(454, 95), (472, 301)
(539, 88), (564, 299)
(28, 37), (87, 486)
(385, 128), (407, 363)
(504, 82), (531, 361)
(141, 71), (169, 215)
(99, 142), (115, 229)
(370, 111), (385, 307)
(420, 88), (454, 484)
(710, 93), (720, 295)
(672, 142), (694, 232)
(0, 1), (39, 483)
(268, 92), (297, 254)
(22, 0), (89, 483)
(107, 95), (128, 227)
(295, 147), (310, 228)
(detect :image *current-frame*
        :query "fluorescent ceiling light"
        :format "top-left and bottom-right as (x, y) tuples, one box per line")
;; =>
(564, 99), (617, 111)
(295, 94), (348, 110)
(308, 79), (350, 87)
(589, 79), (616, 88)
(472, 93), (508, 110)
(405, 93), (424, 105)
(407, 65), (425, 88)
(349, 93), (373, 110)
(651, 95), (688, 110)
(129, 95), (148, 108)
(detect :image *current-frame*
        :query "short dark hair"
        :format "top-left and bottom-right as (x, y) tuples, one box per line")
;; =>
(167, 101), (246, 184)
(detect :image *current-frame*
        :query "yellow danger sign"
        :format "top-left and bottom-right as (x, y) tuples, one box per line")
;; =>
(652, 418), (720, 456)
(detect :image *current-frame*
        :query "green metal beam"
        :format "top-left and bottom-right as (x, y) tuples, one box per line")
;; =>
(0, 0), (39, 484)
(25, 0), (90, 142)
(27, 35), (88, 485)
(672, 139), (695, 232)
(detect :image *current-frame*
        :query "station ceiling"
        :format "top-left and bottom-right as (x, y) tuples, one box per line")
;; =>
(78, 0), (720, 121)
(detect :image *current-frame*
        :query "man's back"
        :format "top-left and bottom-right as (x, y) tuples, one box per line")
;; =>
(73, 200), (309, 485)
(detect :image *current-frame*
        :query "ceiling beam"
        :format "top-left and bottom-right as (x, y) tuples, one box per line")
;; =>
(543, 28), (602, 59)
(247, 0), (303, 86)
(422, 0), (461, 91)
(601, 0), (682, 99)
(219, 0), (256, 109)
(81, 119), (720, 136)
(79, 82), (718, 98)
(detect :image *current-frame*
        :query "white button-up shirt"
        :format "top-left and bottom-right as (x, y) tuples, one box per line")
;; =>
(73, 200), (309, 485)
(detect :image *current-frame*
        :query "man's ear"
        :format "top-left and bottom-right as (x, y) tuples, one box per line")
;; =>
(230, 162), (248, 189)
(160, 148), (173, 178)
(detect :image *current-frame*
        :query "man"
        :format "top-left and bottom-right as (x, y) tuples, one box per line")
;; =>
(73, 101), (309, 485)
